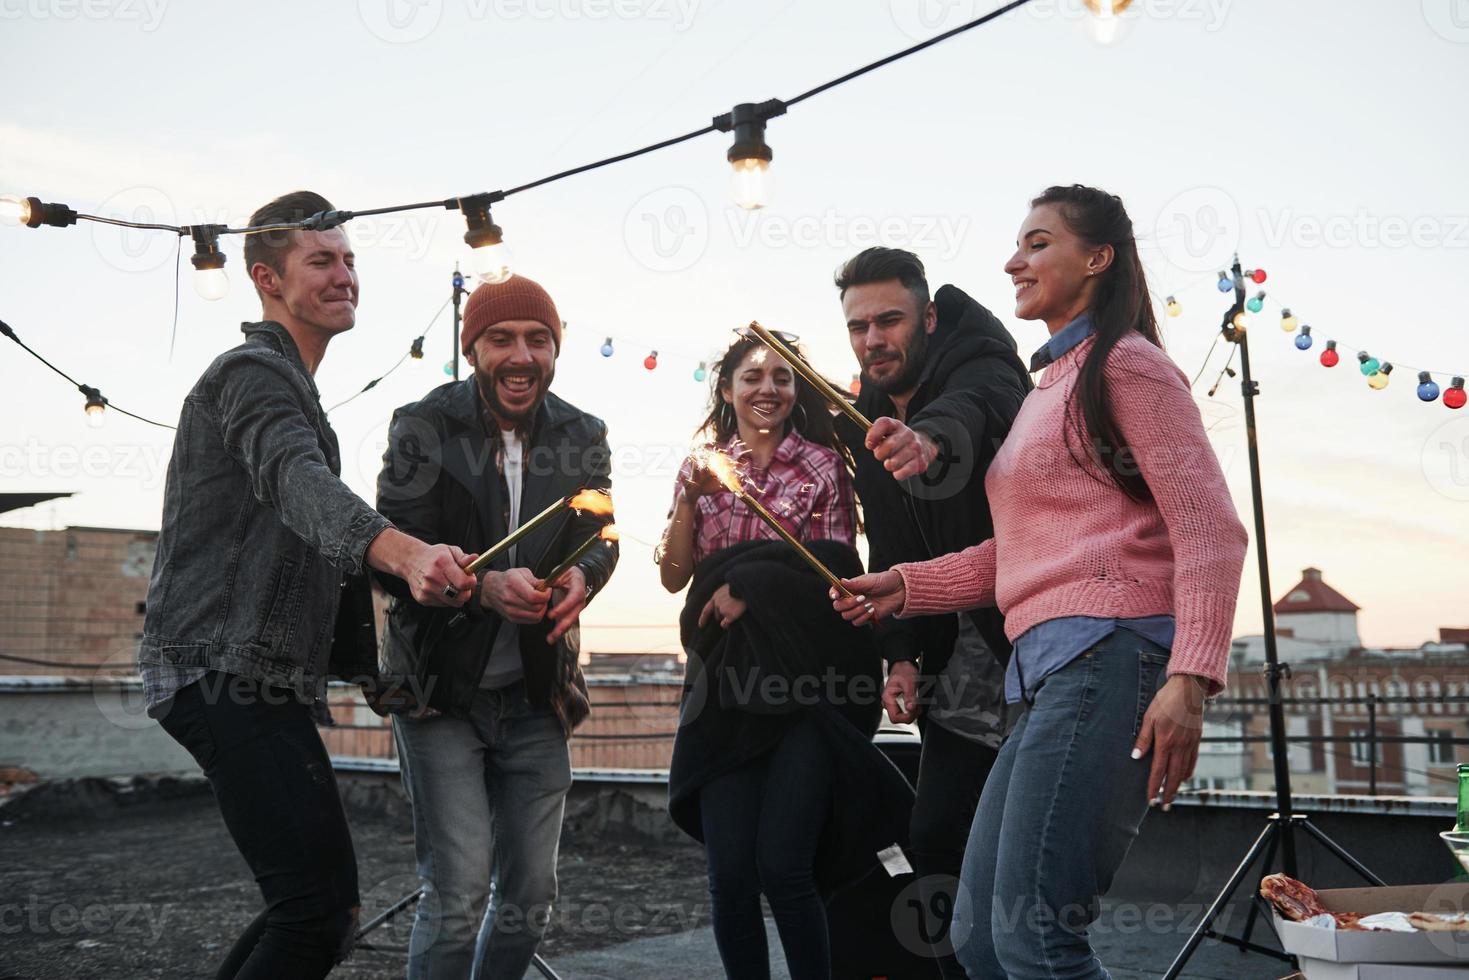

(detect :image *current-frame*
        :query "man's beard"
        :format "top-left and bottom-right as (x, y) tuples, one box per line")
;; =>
(864, 325), (929, 396)
(475, 363), (552, 426)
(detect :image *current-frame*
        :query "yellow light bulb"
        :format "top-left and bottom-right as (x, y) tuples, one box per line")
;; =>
(1280, 312), (1298, 332)
(1232, 311), (1250, 331)
(730, 158), (771, 210)
(1165, 297), (1181, 317)
(1368, 370), (1391, 390)
(85, 402), (106, 428)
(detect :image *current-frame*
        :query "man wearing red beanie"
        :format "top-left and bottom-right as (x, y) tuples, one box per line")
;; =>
(375, 273), (617, 979)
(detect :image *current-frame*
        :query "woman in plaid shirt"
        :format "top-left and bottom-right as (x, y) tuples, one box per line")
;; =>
(660, 330), (871, 979)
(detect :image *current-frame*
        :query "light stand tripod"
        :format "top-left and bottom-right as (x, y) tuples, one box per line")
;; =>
(1162, 255), (1385, 979)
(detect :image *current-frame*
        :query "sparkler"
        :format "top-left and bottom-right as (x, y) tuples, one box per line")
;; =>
(743, 320), (873, 432)
(537, 525), (619, 592)
(464, 488), (613, 575)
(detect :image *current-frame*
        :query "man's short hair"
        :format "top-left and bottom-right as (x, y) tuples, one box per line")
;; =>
(834, 246), (931, 312)
(243, 191), (335, 284)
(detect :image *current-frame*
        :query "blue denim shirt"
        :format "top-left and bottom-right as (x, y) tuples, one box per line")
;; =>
(1008, 310), (1173, 703)
(138, 321), (392, 714)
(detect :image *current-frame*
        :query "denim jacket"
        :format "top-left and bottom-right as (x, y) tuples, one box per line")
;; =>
(137, 321), (392, 703)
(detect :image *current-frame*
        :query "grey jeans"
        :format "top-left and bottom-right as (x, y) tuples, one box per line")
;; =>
(394, 680), (572, 980)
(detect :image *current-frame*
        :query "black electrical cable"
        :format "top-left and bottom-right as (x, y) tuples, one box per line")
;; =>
(0, 319), (176, 430)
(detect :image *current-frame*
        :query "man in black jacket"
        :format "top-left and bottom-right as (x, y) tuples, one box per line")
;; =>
(833, 247), (1030, 978)
(375, 274), (616, 980)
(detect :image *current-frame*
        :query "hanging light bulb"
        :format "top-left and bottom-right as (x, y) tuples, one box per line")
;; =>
(1294, 326), (1313, 351)
(694, 361), (708, 382)
(1216, 273), (1232, 293)
(644, 350), (659, 370)
(1445, 377), (1467, 410)
(0, 194), (76, 229)
(1358, 352), (1380, 376)
(443, 360), (456, 377)
(1280, 308), (1298, 332)
(1320, 340), (1340, 368)
(1247, 268), (1267, 284)
(189, 225), (229, 301)
(1417, 371), (1440, 403)
(1232, 310), (1250, 331)
(81, 385), (107, 428)
(457, 194), (512, 284)
(714, 99), (786, 210)
(600, 337), (614, 358)
(849, 374), (861, 396)
(410, 337), (424, 360)
(1246, 291), (1265, 314)
(0, 195), (31, 226)
(1165, 296), (1181, 317)
(1368, 362), (1393, 390)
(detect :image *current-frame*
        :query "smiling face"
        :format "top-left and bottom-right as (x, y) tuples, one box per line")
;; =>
(721, 345), (796, 435)
(1003, 202), (1111, 328)
(466, 318), (557, 429)
(252, 227), (359, 335)
(841, 278), (935, 396)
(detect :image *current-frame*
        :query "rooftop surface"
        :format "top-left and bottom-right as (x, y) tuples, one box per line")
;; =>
(0, 780), (1295, 980)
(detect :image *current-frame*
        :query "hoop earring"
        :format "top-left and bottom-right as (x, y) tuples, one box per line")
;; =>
(720, 402), (737, 435)
(794, 402), (809, 432)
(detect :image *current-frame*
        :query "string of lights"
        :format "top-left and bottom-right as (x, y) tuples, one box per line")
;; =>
(1213, 269), (1466, 410)
(1, 0), (1038, 305)
(0, 319), (176, 430)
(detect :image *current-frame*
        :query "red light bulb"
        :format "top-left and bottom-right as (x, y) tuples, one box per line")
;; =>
(1250, 268), (1267, 284)
(1319, 340), (1339, 368)
(1446, 377), (1467, 410)
(644, 351), (658, 371)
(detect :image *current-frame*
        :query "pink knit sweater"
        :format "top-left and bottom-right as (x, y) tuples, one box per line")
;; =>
(894, 331), (1248, 692)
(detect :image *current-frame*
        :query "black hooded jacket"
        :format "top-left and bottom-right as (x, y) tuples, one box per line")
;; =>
(835, 284), (1032, 678)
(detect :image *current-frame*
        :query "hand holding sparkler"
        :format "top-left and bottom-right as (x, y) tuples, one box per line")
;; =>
(831, 568), (907, 626)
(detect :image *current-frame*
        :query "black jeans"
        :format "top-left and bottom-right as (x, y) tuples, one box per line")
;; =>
(911, 717), (999, 980)
(157, 671), (360, 980)
(699, 716), (833, 980)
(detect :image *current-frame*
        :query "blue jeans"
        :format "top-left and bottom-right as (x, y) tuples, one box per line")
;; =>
(394, 680), (572, 980)
(952, 630), (1170, 979)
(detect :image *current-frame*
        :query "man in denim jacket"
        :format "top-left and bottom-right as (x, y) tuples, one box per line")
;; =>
(375, 274), (616, 979)
(137, 191), (477, 979)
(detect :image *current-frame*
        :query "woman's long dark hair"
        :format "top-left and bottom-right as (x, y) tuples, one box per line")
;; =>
(1033, 184), (1163, 501)
(695, 334), (854, 472)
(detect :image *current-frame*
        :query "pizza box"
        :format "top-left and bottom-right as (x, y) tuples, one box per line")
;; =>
(1272, 883), (1469, 969)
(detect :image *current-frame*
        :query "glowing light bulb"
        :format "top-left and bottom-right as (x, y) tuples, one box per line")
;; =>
(1417, 372), (1440, 403)
(644, 351), (659, 371)
(1280, 308), (1298, 332)
(82, 388), (107, 428)
(470, 240), (513, 284)
(0, 195), (31, 226)
(730, 158), (771, 210)
(1295, 325), (1313, 350)
(1084, 0), (1130, 43)
(1165, 296), (1181, 317)
(194, 266), (230, 301)
(600, 337), (614, 358)
(1358, 352), (1380, 376)
(1368, 363), (1392, 390)
(1320, 341), (1339, 368)
(1232, 311), (1250, 331)
(849, 375), (861, 396)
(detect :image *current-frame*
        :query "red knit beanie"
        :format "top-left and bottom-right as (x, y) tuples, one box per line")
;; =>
(460, 275), (562, 356)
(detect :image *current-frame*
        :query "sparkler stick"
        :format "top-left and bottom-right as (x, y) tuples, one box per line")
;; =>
(536, 525), (619, 592)
(464, 488), (613, 574)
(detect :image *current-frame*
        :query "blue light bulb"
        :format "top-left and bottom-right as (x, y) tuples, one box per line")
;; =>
(600, 337), (614, 358)
(1216, 275), (1232, 293)
(1418, 372), (1441, 402)
(1294, 326), (1313, 351)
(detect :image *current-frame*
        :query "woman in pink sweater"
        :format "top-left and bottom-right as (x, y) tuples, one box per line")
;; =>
(835, 185), (1248, 979)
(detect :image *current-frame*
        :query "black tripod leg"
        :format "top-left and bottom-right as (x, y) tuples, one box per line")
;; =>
(1299, 819), (1387, 887)
(1237, 828), (1281, 950)
(1162, 822), (1279, 980)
